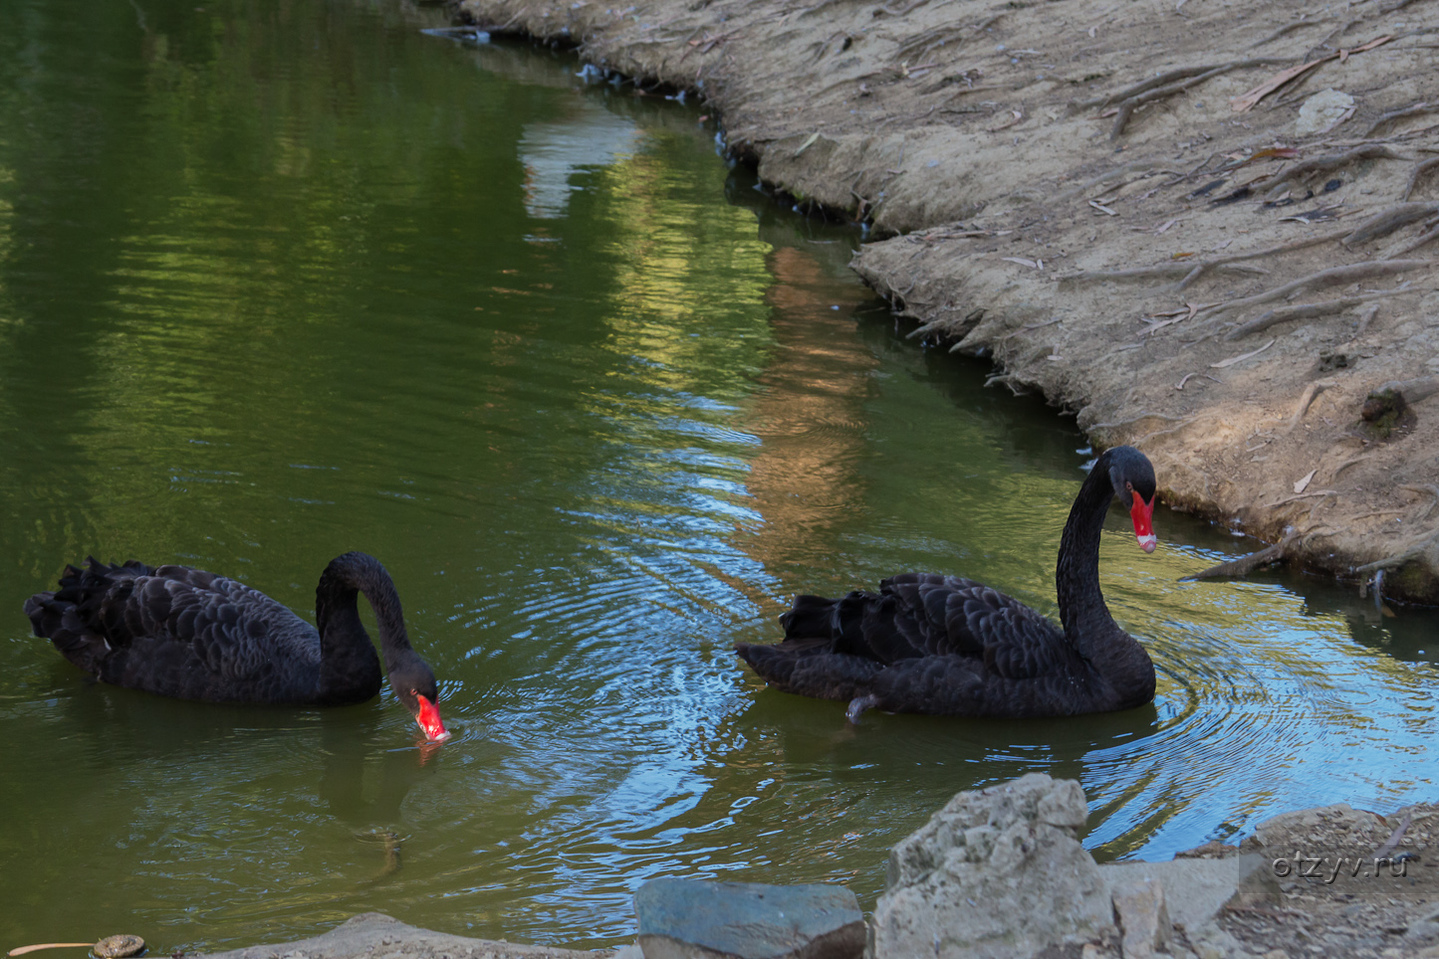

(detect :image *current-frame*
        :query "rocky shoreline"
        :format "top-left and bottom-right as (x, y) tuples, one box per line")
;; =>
(188, 775), (1438, 959)
(446, 0), (1439, 601)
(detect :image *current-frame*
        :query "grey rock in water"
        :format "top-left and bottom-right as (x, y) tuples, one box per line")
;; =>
(871, 772), (1114, 959)
(634, 878), (864, 959)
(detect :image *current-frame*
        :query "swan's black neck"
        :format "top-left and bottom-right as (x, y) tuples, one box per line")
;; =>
(1055, 455), (1124, 653)
(314, 551), (410, 703)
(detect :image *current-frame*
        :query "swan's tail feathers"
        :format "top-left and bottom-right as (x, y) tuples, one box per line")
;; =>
(26, 557), (156, 675)
(24, 589), (111, 673)
(778, 594), (838, 639)
(735, 638), (883, 703)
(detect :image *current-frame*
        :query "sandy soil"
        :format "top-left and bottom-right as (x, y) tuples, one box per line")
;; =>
(450, 0), (1439, 601)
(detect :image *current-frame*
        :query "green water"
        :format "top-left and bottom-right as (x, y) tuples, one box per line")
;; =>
(1, 0), (1435, 951)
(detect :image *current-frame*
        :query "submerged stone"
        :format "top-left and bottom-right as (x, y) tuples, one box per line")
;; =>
(634, 878), (864, 959)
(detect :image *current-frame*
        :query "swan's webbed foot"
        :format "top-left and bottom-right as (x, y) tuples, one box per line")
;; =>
(845, 694), (880, 724)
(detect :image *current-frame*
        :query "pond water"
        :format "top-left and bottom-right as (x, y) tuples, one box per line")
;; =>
(0, 0), (1435, 951)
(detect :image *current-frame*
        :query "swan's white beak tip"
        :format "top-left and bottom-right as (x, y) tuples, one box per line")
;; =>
(1137, 534), (1157, 553)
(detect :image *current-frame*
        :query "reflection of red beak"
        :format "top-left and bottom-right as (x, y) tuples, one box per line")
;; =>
(1131, 491), (1157, 553)
(415, 694), (450, 743)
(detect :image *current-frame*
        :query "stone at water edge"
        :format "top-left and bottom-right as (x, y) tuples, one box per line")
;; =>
(871, 772), (1115, 959)
(1098, 854), (1277, 932)
(1111, 877), (1172, 959)
(633, 878), (864, 959)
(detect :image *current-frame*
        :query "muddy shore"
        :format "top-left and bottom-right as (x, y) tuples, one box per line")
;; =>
(448, 0), (1439, 601)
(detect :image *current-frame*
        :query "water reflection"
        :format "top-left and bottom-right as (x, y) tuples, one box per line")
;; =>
(520, 109), (641, 218)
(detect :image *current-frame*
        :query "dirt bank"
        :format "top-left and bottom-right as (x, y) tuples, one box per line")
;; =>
(450, 0), (1439, 600)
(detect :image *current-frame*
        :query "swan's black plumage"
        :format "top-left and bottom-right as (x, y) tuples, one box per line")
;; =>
(735, 445), (1159, 720)
(24, 551), (449, 740)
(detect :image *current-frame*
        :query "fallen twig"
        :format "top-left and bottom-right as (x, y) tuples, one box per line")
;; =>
(1288, 379), (1337, 431)
(1373, 809), (1413, 861)
(1211, 337), (1276, 368)
(1269, 489), (1338, 509)
(1181, 528), (1299, 580)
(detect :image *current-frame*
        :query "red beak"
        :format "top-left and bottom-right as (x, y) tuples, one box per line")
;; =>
(415, 694), (450, 743)
(1131, 490), (1157, 553)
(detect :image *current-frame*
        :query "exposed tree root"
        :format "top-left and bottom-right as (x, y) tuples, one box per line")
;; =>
(1174, 228), (1350, 290)
(1222, 286), (1414, 341)
(1085, 411), (1187, 434)
(1354, 528), (1439, 576)
(1367, 102), (1438, 139)
(1261, 144), (1408, 201)
(1181, 528), (1298, 581)
(1383, 221), (1439, 258)
(1342, 202), (1439, 246)
(1200, 260), (1434, 323)
(1058, 261), (1270, 284)
(1107, 60), (1285, 139)
(1403, 483), (1439, 523)
(1351, 302), (1382, 339)
(1049, 159), (1179, 204)
(1371, 375), (1439, 405)
(1403, 156), (1439, 201)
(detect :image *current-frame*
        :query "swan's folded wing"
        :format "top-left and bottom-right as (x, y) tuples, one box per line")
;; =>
(877, 573), (1071, 678)
(112, 568), (316, 682)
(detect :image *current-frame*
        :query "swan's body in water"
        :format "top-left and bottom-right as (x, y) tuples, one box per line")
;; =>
(735, 445), (1159, 721)
(24, 551), (449, 742)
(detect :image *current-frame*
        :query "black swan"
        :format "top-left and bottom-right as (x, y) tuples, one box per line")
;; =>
(735, 445), (1159, 721)
(24, 551), (449, 742)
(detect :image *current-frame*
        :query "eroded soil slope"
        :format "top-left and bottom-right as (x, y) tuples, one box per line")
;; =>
(455, 0), (1439, 599)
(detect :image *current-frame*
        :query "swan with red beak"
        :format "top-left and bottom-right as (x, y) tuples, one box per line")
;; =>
(736, 445), (1162, 720)
(26, 551), (451, 743)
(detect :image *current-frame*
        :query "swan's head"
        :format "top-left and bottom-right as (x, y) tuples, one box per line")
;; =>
(1106, 445), (1158, 553)
(395, 666), (450, 743)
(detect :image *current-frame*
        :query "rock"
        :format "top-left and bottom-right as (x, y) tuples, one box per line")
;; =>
(1111, 877), (1171, 959)
(633, 878), (864, 959)
(871, 773), (1114, 959)
(190, 913), (610, 959)
(1173, 841), (1241, 860)
(1098, 855), (1276, 931)
(1405, 905), (1439, 944)
(1251, 803), (1386, 850)
(1295, 89), (1355, 135)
